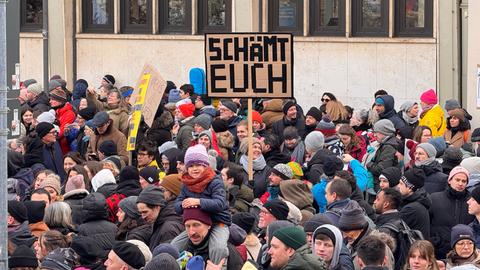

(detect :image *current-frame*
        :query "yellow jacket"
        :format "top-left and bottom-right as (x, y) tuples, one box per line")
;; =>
(419, 104), (446, 137)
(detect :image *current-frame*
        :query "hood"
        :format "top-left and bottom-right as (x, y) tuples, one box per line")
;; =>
(279, 180), (313, 209)
(82, 193), (109, 222)
(116, 178), (142, 197)
(9, 221), (36, 247)
(63, 189), (89, 200)
(152, 111), (174, 129)
(72, 80), (88, 100)
(8, 149), (24, 177)
(155, 200), (180, 227)
(403, 188), (431, 209)
(308, 149), (342, 168)
(419, 160), (443, 176)
(378, 95), (396, 118)
(199, 106), (218, 118)
(263, 99), (283, 112)
(381, 135), (399, 148)
(91, 169), (116, 192)
(162, 148), (182, 174)
(312, 224), (343, 269)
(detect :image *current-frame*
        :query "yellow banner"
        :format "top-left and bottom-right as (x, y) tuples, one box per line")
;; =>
(127, 74), (151, 151)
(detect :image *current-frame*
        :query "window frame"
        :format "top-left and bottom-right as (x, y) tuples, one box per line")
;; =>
(159, 0), (192, 34)
(120, 0), (153, 34)
(310, 0), (346, 36)
(20, 0), (43, 32)
(351, 0), (389, 37)
(197, 0), (232, 34)
(82, 0), (114, 33)
(268, 0), (304, 36)
(395, 0), (433, 37)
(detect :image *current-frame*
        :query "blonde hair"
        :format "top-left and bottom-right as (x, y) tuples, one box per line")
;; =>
(326, 100), (349, 122)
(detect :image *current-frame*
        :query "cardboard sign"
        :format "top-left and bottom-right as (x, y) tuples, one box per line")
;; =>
(205, 33), (293, 98)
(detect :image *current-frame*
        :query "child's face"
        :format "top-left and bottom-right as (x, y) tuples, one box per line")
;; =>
(187, 163), (207, 179)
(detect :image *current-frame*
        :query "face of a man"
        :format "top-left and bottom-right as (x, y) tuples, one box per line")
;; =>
(467, 198), (480, 216)
(104, 250), (126, 270)
(449, 173), (468, 192)
(396, 181), (412, 197)
(137, 151), (153, 167)
(219, 106), (234, 120)
(373, 190), (386, 214)
(49, 98), (63, 108)
(185, 219), (211, 245)
(305, 115), (317, 126)
(268, 172), (283, 186)
(137, 203), (160, 224)
(96, 121), (110, 135)
(314, 238), (334, 264)
(31, 193), (50, 209)
(42, 128), (57, 144)
(268, 237), (294, 269)
(284, 138), (298, 149)
(286, 106), (297, 120)
(325, 182), (336, 205)
(258, 208), (277, 229)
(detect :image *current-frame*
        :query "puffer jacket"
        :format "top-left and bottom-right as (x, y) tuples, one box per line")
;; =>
(77, 193), (118, 257)
(400, 188), (432, 238)
(149, 200), (184, 250)
(272, 115), (306, 142)
(55, 102), (76, 154)
(63, 189), (89, 226)
(419, 104), (446, 137)
(429, 186), (474, 259)
(261, 99), (284, 130)
(416, 161), (448, 194)
(175, 116), (195, 151)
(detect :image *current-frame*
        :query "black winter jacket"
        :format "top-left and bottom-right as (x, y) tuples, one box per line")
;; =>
(305, 149), (340, 184)
(149, 200), (184, 250)
(399, 188), (431, 239)
(28, 92), (50, 114)
(417, 161), (448, 194)
(367, 136), (398, 189)
(63, 189), (89, 226)
(377, 95), (406, 130)
(272, 115), (306, 142)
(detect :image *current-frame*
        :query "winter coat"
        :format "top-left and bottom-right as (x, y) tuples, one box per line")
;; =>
(175, 116), (195, 151)
(63, 189), (89, 226)
(88, 123), (128, 164)
(43, 141), (67, 183)
(377, 95), (406, 130)
(419, 104), (447, 137)
(400, 188), (432, 238)
(280, 180), (315, 222)
(349, 159), (370, 192)
(446, 249), (480, 269)
(324, 136), (344, 157)
(149, 200), (184, 250)
(185, 235), (244, 270)
(145, 111), (173, 148)
(175, 175), (231, 225)
(416, 161), (448, 194)
(65, 125), (89, 158)
(272, 115), (306, 142)
(77, 193), (118, 256)
(429, 187), (474, 259)
(29, 222), (49, 238)
(107, 106), (129, 135)
(444, 129), (470, 148)
(280, 245), (326, 270)
(366, 136), (398, 189)
(228, 184), (254, 213)
(305, 149), (340, 184)
(344, 136), (367, 163)
(96, 183), (118, 199)
(261, 99), (284, 130)
(264, 149), (291, 168)
(242, 163), (272, 198)
(312, 178), (332, 214)
(116, 218), (152, 244)
(217, 130), (235, 161)
(470, 219), (480, 247)
(28, 91), (50, 114)
(55, 102), (77, 154)
(9, 221), (36, 248)
(350, 187), (376, 221)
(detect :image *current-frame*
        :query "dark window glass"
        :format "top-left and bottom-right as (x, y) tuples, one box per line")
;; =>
(121, 0), (152, 33)
(395, 0), (433, 37)
(268, 0), (303, 35)
(198, 0), (231, 34)
(310, 0), (345, 36)
(21, 0), (43, 32)
(352, 0), (389, 37)
(82, 0), (114, 33)
(159, 0), (192, 34)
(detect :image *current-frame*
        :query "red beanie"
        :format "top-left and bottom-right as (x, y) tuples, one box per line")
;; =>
(183, 208), (212, 226)
(252, 110), (263, 124)
(178, 103), (195, 117)
(420, 89), (438, 105)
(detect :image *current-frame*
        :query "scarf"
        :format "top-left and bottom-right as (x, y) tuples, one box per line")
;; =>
(181, 166), (216, 193)
(240, 154), (267, 171)
(290, 139), (306, 164)
(402, 111), (418, 125)
(415, 157), (435, 167)
(268, 186), (281, 200)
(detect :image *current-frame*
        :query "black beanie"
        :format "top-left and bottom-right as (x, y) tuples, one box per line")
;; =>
(263, 199), (289, 221)
(8, 245), (38, 268)
(112, 241), (146, 269)
(71, 236), (102, 264)
(103, 74), (115, 85)
(402, 167), (426, 191)
(232, 212), (256, 234)
(303, 214), (333, 233)
(323, 156), (343, 177)
(78, 107), (96, 121)
(8, 200), (28, 223)
(35, 122), (55, 138)
(119, 166), (139, 182)
(282, 100), (296, 115)
(306, 107), (322, 122)
(98, 140), (118, 157)
(211, 118), (229, 133)
(380, 167), (402, 188)
(23, 200), (46, 223)
(471, 186), (480, 203)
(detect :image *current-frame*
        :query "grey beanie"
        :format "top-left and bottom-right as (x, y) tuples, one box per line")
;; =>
(119, 196), (141, 220)
(137, 186), (166, 207)
(27, 82), (43, 96)
(23, 79), (37, 88)
(193, 114), (212, 130)
(337, 201), (367, 231)
(373, 119), (396, 136)
(445, 99), (461, 111)
(145, 254), (180, 270)
(417, 143), (437, 158)
(271, 164), (294, 180)
(48, 80), (62, 91)
(399, 101), (417, 112)
(304, 131), (325, 153)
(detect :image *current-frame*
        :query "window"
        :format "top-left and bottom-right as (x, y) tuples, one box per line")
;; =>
(21, 0), (43, 32)
(82, 0), (114, 33)
(352, 0), (389, 37)
(198, 0), (232, 34)
(159, 0), (192, 34)
(121, 0), (152, 33)
(395, 0), (433, 37)
(310, 0), (345, 36)
(268, 0), (303, 35)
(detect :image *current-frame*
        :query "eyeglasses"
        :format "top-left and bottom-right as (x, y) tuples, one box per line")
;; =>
(456, 241), (474, 247)
(321, 98), (331, 103)
(48, 131), (58, 135)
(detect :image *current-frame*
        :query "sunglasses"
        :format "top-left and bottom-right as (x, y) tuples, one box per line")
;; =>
(321, 98), (331, 102)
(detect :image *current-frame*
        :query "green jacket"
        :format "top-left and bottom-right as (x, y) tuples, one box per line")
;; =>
(281, 245), (326, 270)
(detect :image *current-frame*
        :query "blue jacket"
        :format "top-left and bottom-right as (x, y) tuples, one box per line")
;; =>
(43, 141), (67, 183)
(349, 159), (370, 192)
(312, 178), (330, 213)
(470, 219), (480, 247)
(175, 174), (231, 225)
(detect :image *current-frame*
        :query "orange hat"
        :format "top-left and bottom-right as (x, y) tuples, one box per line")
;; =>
(252, 110), (263, 124)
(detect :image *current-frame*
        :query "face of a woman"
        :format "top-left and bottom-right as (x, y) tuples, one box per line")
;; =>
(34, 239), (47, 260)
(68, 170), (79, 180)
(455, 240), (475, 258)
(35, 173), (47, 189)
(314, 238), (334, 264)
(187, 164), (207, 179)
(63, 157), (77, 173)
(450, 116), (460, 128)
(198, 136), (211, 149)
(339, 134), (351, 146)
(84, 165), (93, 180)
(79, 98), (88, 110)
(107, 92), (120, 106)
(252, 143), (262, 159)
(116, 208), (126, 223)
(420, 129), (432, 143)
(23, 110), (33, 124)
(409, 104), (419, 117)
(409, 250), (431, 270)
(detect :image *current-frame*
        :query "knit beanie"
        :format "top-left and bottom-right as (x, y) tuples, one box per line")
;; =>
(287, 161), (304, 179)
(337, 201), (367, 231)
(8, 245), (39, 268)
(27, 82), (43, 96)
(399, 101), (417, 113)
(373, 119), (396, 136)
(221, 99), (238, 113)
(50, 88), (68, 103)
(471, 186), (480, 203)
(37, 110), (56, 124)
(145, 254), (180, 270)
(374, 97), (385, 106)
(139, 166), (160, 184)
(127, 239), (152, 264)
(380, 167), (402, 187)
(186, 255), (205, 270)
(402, 167), (426, 191)
(98, 140), (118, 157)
(78, 107), (96, 121)
(40, 176), (61, 195)
(8, 200), (28, 223)
(178, 103), (195, 118)
(112, 241), (145, 269)
(198, 129), (213, 142)
(461, 157), (480, 175)
(471, 128), (480, 142)
(323, 156), (343, 177)
(119, 196), (141, 220)
(451, 224), (475, 248)
(316, 115), (336, 137)
(23, 79), (37, 88)
(449, 108), (466, 121)
(193, 114), (212, 130)
(263, 199), (289, 220)
(306, 107), (322, 122)
(184, 144), (210, 168)
(272, 226), (307, 250)
(252, 110), (263, 124)
(282, 99), (296, 115)
(232, 212), (256, 234)
(65, 174), (86, 193)
(119, 166), (139, 182)
(271, 164), (294, 180)
(137, 186), (166, 207)
(23, 200), (46, 223)
(428, 137), (446, 157)
(304, 131), (325, 153)
(36, 122), (55, 138)
(445, 99), (461, 111)
(40, 248), (78, 270)
(71, 236), (102, 264)
(160, 174), (182, 197)
(103, 74), (115, 85)
(104, 156), (122, 172)
(211, 118), (229, 133)
(183, 207), (212, 226)
(229, 223), (247, 246)
(442, 147), (463, 171)
(168, 89), (182, 103)
(420, 89), (438, 105)
(91, 169), (116, 192)
(448, 166), (470, 182)
(303, 214), (333, 233)
(48, 80), (62, 91)
(152, 243), (180, 259)
(417, 143), (437, 158)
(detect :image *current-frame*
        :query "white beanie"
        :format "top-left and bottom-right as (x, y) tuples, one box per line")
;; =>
(461, 157), (480, 175)
(91, 169), (116, 191)
(37, 109), (56, 124)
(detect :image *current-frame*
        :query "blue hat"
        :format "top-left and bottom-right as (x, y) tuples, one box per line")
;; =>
(168, 89), (182, 103)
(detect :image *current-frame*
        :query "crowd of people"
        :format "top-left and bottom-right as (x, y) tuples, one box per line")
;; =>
(6, 74), (480, 270)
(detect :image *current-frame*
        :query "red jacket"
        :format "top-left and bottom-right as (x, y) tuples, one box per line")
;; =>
(56, 102), (76, 154)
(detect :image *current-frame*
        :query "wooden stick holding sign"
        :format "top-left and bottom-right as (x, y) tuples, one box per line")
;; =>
(247, 99), (253, 180)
